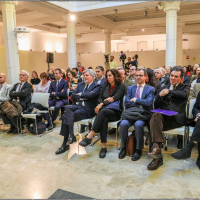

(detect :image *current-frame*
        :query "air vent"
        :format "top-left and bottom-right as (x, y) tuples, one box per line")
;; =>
(182, 39), (188, 41)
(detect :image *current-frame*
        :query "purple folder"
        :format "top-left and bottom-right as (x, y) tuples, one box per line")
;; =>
(150, 109), (178, 116)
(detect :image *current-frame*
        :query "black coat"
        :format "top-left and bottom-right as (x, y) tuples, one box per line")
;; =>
(183, 75), (191, 85)
(9, 81), (32, 110)
(97, 83), (125, 111)
(31, 78), (40, 85)
(154, 83), (190, 125)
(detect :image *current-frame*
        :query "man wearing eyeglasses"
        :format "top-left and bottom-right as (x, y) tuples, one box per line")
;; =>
(147, 66), (190, 170)
(126, 65), (137, 85)
(119, 69), (155, 161)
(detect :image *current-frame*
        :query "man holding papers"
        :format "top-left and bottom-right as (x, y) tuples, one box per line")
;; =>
(147, 66), (190, 170)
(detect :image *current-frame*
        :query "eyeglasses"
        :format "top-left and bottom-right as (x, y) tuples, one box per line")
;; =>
(129, 69), (135, 71)
(135, 75), (144, 77)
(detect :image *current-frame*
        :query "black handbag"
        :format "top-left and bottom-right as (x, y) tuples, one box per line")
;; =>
(121, 107), (152, 121)
(29, 121), (46, 134)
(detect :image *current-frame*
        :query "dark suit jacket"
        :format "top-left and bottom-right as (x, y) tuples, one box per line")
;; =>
(154, 83), (190, 125)
(192, 91), (200, 118)
(71, 82), (101, 117)
(183, 75), (191, 85)
(94, 77), (106, 86)
(9, 81), (32, 110)
(159, 76), (170, 87)
(48, 78), (68, 104)
(97, 83), (125, 111)
(125, 84), (155, 111)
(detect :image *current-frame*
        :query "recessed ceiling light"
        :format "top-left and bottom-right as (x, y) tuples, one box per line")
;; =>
(70, 15), (75, 21)
(142, 29), (144, 31)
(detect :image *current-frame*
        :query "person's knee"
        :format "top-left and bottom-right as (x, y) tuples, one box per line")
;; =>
(120, 120), (129, 128)
(134, 121), (145, 129)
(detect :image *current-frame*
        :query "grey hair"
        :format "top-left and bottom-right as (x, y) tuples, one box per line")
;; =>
(138, 66), (145, 70)
(154, 68), (162, 74)
(21, 70), (29, 78)
(159, 67), (166, 74)
(83, 69), (95, 77)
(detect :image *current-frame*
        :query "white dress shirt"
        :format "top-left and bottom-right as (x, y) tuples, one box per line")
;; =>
(0, 83), (6, 95)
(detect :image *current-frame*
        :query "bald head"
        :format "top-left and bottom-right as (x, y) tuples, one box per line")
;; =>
(0, 73), (6, 85)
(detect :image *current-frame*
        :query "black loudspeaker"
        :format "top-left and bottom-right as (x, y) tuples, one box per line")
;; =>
(47, 53), (54, 63)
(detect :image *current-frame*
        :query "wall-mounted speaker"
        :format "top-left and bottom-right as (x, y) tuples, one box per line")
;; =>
(47, 53), (54, 63)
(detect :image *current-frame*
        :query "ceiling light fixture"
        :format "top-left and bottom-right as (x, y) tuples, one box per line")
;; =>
(142, 29), (144, 31)
(70, 14), (75, 21)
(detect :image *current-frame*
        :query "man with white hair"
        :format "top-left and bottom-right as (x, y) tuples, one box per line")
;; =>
(154, 68), (169, 87)
(1, 70), (32, 134)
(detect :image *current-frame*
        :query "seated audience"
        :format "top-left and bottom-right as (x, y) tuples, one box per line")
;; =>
(48, 67), (55, 81)
(126, 65), (137, 85)
(146, 68), (161, 94)
(191, 83), (200, 99)
(67, 71), (79, 91)
(186, 65), (192, 76)
(166, 67), (171, 76)
(171, 91), (200, 170)
(191, 67), (200, 89)
(35, 72), (50, 93)
(55, 69), (101, 154)
(79, 69), (125, 158)
(77, 62), (85, 73)
(147, 66), (190, 170)
(94, 66), (105, 86)
(109, 55), (117, 69)
(118, 68), (133, 94)
(30, 71), (40, 85)
(154, 68), (169, 87)
(192, 64), (199, 79)
(48, 68), (68, 128)
(183, 66), (191, 85)
(118, 69), (155, 161)
(160, 67), (170, 85)
(72, 68), (82, 82)
(61, 69), (66, 80)
(34, 72), (52, 130)
(2, 70), (32, 133)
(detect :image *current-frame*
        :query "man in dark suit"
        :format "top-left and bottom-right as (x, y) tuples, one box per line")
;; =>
(79, 66), (105, 134)
(94, 66), (105, 86)
(48, 68), (68, 128)
(3, 70), (32, 134)
(171, 91), (200, 169)
(147, 66), (190, 170)
(55, 69), (101, 154)
(119, 69), (155, 161)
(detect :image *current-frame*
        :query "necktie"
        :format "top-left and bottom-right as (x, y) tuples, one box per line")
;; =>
(83, 84), (89, 93)
(135, 86), (141, 98)
(173, 85), (176, 90)
(18, 83), (22, 92)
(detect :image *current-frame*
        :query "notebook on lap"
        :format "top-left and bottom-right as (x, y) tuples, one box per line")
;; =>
(150, 109), (178, 116)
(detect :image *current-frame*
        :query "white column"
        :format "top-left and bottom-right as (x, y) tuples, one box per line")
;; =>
(63, 14), (77, 69)
(176, 23), (184, 66)
(103, 29), (112, 55)
(162, 2), (180, 67)
(0, 1), (20, 85)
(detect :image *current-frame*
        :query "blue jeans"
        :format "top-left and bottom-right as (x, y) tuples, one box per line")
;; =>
(119, 119), (146, 150)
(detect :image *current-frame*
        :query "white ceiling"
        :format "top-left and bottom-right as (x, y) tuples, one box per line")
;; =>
(1, 1), (200, 41)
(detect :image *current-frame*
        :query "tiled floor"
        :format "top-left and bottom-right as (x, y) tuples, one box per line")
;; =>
(0, 121), (200, 199)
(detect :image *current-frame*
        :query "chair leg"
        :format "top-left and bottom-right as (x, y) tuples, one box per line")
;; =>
(116, 127), (118, 148)
(165, 133), (168, 151)
(17, 118), (19, 134)
(35, 119), (38, 136)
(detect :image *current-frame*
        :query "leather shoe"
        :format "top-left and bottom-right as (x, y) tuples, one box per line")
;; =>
(79, 137), (92, 147)
(48, 124), (53, 131)
(171, 147), (191, 160)
(118, 147), (126, 159)
(131, 150), (142, 161)
(148, 143), (161, 156)
(12, 129), (20, 134)
(99, 148), (107, 158)
(53, 123), (56, 128)
(7, 127), (14, 134)
(55, 145), (69, 155)
(69, 137), (77, 144)
(147, 157), (163, 170)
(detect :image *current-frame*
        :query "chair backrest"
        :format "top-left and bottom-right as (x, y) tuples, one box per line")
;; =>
(67, 88), (70, 98)
(188, 98), (196, 119)
(123, 96), (126, 111)
(33, 85), (37, 91)
(31, 93), (50, 108)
